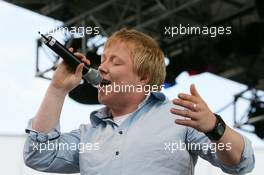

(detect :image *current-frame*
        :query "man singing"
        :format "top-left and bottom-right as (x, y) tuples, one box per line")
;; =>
(24, 29), (254, 175)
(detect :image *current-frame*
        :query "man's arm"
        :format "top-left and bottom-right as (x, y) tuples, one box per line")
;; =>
(32, 48), (89, 133)
(32, 84), (67, 133)
(24, 49), (90, 172)
(185, 125), (254, 174)
(24, 125), (81, 173)
(215, 125), (244, 165)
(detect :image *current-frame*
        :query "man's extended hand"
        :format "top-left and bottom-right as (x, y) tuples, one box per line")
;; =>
(170, 84), (217, 133)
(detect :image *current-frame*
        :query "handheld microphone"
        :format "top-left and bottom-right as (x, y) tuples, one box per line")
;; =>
(38, 32), (102, 86)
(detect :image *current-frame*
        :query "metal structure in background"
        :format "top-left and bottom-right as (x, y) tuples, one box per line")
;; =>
(4, 0), (264, 137)
(5, 0), (264, 88)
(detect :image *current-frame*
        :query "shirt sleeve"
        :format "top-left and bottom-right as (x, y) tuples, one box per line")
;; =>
(23, 118), (80, 173)
(186, 127), (255, 174)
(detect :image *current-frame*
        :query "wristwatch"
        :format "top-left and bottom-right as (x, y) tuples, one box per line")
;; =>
(205, 114), (226, 141)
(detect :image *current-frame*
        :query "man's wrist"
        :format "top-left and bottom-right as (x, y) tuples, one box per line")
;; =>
(205, 114), (226, 141)
(48, 84), (68, 98)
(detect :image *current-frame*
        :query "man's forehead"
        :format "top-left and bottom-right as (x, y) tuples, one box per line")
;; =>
(102, 40), (135, 56)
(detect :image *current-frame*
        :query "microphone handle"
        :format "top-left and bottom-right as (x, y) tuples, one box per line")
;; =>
(40, 34), (102, 86)
(43, 36), (90, 75)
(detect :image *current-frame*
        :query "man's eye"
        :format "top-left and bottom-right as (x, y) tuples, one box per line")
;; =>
(113, 60), (122, 65)
(113, 62), (121, 65)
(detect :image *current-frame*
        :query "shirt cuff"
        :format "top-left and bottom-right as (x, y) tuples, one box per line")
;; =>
(25, 118), (61, 142)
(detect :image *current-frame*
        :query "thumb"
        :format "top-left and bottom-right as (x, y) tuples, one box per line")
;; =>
(75, 63), (84, 78)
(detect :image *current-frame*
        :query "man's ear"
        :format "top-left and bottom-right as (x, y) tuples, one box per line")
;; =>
(140, 74), (150, 85)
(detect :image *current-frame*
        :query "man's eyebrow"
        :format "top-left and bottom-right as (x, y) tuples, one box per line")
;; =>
(101, 54), (123, 60)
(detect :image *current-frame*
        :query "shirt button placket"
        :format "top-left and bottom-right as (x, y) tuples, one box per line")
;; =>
(115, 130), (123, 157)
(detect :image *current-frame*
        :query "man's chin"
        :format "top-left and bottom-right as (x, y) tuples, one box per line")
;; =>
(98, 92), (112, 104)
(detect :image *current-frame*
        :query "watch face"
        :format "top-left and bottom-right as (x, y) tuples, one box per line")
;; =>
(217, 122), (225, 135)
(205, 114), (226, 141)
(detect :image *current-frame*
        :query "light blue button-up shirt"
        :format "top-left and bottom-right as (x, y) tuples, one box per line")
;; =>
(23, 92), (254, 175)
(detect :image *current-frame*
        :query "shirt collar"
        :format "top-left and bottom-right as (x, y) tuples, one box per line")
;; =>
(90, 92), (167, 127)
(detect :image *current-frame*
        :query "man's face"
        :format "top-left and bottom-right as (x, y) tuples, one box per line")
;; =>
(98, 40), (144, 106)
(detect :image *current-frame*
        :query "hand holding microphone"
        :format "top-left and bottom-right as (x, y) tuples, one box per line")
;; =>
(50, 48), (87, 92)
(39, 32), (102, 92)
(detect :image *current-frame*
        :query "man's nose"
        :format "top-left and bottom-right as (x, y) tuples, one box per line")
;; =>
(98, 61), (109, 75)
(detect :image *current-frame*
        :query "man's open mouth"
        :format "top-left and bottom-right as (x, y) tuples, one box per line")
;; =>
(100, 79), (112, 86)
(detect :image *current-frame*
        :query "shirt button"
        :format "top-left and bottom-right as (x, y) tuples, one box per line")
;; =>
(115, 151), (119, 156)
(118, 131), (123, 135)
